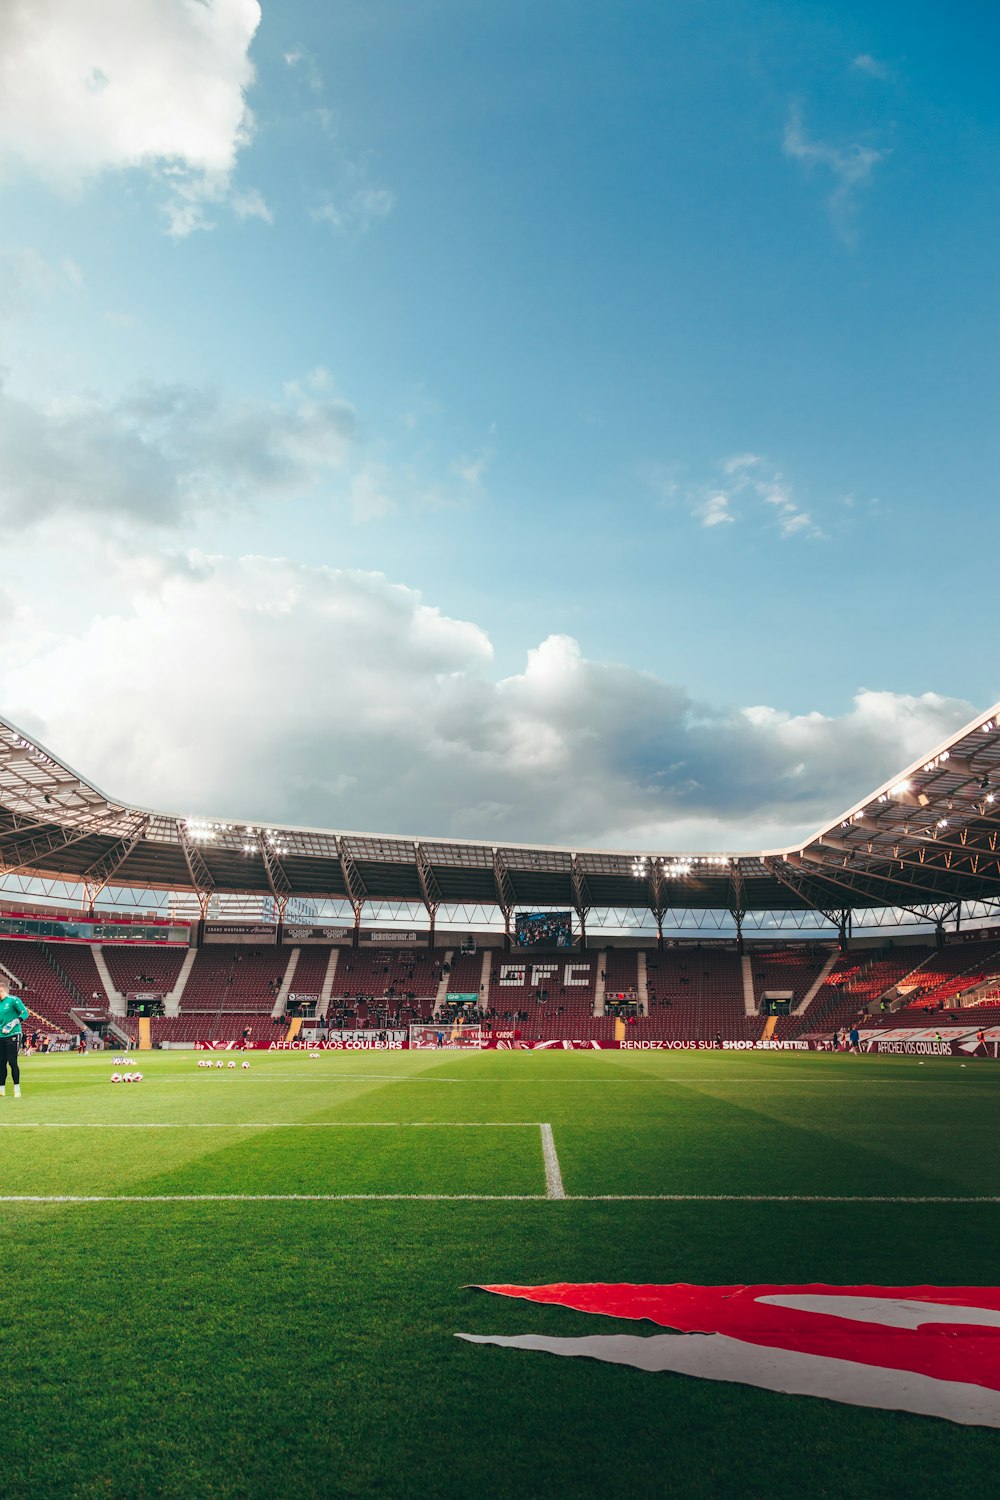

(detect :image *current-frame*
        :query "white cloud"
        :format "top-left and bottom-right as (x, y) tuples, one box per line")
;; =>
(696, 492), (735, 528)
(0, 246), (83, 319)
(754, 473), (823, 539)
(722, 452), (760, 476)
(452, 446), (493, 487)
(0, 364), (492, 535)
(783, 103), (888, 239)
(852, 54), (888, 80)
(0, 548), (975, 850)
(231, 188), (273, 224)
(0, 367), (357, 528)
(687, 455), (823, 540)
(311, 184), (395, 239)
(349, 464), (396, 523)
(0, 0), (262, 235)
(283, 44), (324, 94)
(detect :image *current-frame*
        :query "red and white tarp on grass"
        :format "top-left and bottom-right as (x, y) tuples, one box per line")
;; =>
(458, 1282), (1000, 1428)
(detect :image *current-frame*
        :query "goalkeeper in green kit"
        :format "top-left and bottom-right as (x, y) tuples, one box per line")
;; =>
(0, 979), (28, 1098)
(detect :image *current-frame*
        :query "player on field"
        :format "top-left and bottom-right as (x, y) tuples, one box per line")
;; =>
(0, 980), (29, 1098)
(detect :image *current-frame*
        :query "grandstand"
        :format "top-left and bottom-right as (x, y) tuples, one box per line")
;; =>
(0, 927), (975, 1047)
(3, 703), (1000, 1050)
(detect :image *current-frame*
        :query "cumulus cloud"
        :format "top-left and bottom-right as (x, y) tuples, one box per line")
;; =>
(0, 0), (262, 234)
(0, 367), (358, 528)
(0, 550), (974, 850)
(783, 103), (888, 239)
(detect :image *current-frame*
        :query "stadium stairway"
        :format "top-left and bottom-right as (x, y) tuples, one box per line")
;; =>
(285, 1015), (302, 1043)
(165, 948), (197, 1015)
(636, 951), (647, 1013)
(741, 955), (756, 1017)
(593, 955), (606, 1015)
(23, 1002), (56, 1035)
(317, 948), (339, 1018)
(761, 1015), (778, 1040)
(433, 951), (455, 1017)
(793, 951), (840, 1015)
(138, 1017), (152, 1050)
(92, 947), (124, 1015)
(277, 948), (301, 1015)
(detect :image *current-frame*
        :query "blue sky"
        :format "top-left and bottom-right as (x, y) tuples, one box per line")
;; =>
(0, 0), (996, 849)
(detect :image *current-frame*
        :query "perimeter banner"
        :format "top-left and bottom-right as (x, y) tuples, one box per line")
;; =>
(190, 1032), (1000, 1055)
(479, 1037), (813, 1051)
(858, 1025), (1000, 1058)
(203, 923), (276, 945)
(195, 1031), (407, 1050)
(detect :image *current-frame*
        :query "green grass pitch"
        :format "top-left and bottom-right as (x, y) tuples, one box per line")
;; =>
(1, 1048), (998, 1498)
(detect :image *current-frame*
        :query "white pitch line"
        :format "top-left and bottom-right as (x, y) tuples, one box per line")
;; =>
(0, 1194), (549, 1203)
(0, 1193), (996, 1204)
(547, 1194), (1000, 1204)
(540, 1123), (565, 1199)
(0, 1121), (545, 1129)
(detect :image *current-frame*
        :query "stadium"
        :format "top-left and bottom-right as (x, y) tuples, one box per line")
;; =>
(4, 4), (998, 1496)
(2, 704), (1000, 1496)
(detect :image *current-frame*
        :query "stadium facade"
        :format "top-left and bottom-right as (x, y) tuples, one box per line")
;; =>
(3, 704), (1000, 943)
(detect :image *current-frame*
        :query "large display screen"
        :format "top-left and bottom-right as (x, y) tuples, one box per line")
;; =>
(0, 915), (189, 945)
(514, 911), (574, 948)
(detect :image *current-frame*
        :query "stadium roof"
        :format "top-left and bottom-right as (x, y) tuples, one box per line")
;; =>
(3, 705), (1000, 927)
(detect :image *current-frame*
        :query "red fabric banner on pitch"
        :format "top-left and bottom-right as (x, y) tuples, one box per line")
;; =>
(458, 1282), (1000, 1427)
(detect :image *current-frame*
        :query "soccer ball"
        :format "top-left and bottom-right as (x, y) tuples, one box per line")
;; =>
(123, 1073), (133, 1083)
(227, 1060), (236, 1069)
(241, 1061), (250, 1070)
(216, 1060), (224, 1069)
(133, 1072), (143, 1082)
(110, 1073), (121, 1083)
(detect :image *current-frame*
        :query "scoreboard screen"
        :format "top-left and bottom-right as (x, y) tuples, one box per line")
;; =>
(514, 911), (573, 948)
